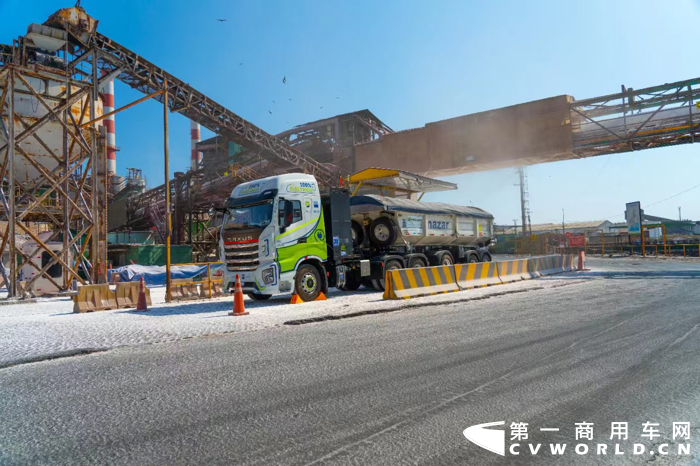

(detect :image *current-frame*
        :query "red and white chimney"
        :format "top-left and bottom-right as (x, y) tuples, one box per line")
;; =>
(100, 72), (117, 174)
(190, 121), (201, 170)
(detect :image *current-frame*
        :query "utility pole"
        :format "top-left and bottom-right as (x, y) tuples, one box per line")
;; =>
(513, 219), (518, 235)
(679, 206), (682, 221)
(562, 209), (565, 236)
(515, 167), (530, 237)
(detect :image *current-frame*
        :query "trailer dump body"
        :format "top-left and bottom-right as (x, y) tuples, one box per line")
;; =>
(350, 195), (494, 247)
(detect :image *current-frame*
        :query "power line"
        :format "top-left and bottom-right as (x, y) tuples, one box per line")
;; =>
(602, 182), (700, 220)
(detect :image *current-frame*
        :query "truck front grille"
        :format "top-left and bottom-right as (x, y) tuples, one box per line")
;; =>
(224, 240), (259, 271)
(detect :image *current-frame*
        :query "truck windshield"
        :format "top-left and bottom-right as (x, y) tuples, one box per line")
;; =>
(224, 201), (273, 230)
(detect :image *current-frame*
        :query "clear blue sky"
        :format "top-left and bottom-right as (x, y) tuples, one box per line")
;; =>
(3, 0), (700, 225)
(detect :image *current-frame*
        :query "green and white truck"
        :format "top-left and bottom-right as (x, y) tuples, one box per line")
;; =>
(219, 173), (494, 301)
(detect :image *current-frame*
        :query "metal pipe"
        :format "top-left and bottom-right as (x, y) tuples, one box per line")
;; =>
(164, 80), (172, 303)
(91, 50), (99, 283)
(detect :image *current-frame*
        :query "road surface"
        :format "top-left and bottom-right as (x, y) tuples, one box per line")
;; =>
(1, 257), (699, 465)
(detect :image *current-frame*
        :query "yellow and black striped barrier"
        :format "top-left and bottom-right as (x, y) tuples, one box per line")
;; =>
(454, 262), (502, 289)
(383, 255), (578, 301)
(383, 265), (459, 300)
(497, 259), (531, 283)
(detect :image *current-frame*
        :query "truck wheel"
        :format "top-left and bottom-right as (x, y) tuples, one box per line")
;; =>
(247, 293), (272, 301)
(438, 252), (454, 266)
(371, 259), (402, 291)
(468, 254), (479, 263)
(368, 217), (397, 248)
(481, 252), (492, 262)
(408, 256), (427, 268)
(294, 264), (322, 301)
(351, 220), (365, 246)
(361, 277), (375, 289)
(338, 270), (362, 291)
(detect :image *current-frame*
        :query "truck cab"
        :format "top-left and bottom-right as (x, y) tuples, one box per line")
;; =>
(220, 174), (331, 301)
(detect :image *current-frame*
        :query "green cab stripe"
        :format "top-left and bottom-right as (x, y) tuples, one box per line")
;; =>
(275, 217), (318, 241)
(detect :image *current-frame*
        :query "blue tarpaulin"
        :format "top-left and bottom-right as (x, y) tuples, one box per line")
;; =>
(108, 264), (224, 286)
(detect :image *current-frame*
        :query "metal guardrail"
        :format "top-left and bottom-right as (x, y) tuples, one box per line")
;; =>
(583, 244), (700, 258)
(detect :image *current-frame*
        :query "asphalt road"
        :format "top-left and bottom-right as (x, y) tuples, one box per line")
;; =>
(1, 257), (699, 465)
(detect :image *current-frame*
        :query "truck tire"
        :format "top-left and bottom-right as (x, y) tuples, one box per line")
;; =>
(408, 256), (427, 268)
(338, 269), (362, 291)
(247, 293), (272, 301)
(468, 254), (479, 263)
(371, 259), (402, 291)
(351, 220), (365, 247)
(368, 217), (397, 248)
(481, 252), (492, 262)
(294, 264), (322, 301)
(438, 251), (454, 266)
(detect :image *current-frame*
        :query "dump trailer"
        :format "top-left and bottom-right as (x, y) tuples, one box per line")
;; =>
(218, 174), (494, 301)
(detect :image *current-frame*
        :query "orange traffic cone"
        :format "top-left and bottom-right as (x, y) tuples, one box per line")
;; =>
(136, 276), (148, 311)
(577, 250), (586, 271)
(230, 274), (249, 316)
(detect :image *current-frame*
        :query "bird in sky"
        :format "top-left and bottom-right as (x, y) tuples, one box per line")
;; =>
(239, 62), (243, 65)
(217, 19), (227, 22)
(272, 100), (276, 104)
(283, 76), (287, 84)
(320, 106), (323, 109)
(268, 110), (272, 114)
(289, 98), (292, 101)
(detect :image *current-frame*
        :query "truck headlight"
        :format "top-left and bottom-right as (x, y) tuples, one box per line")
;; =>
(262, 267), (275, 284)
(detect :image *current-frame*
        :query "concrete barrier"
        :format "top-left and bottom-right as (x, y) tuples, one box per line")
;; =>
(529, 255), (576, 277)
(383, 265), (459, 300)
(455, 262), (502, 290)
(497, 259), (531, 283)
(171, 279), (200, 301)
(563, 254), (575, 272)
(115, 281), (152, 309)
(199, 280), (225, 298)
(529, 255), (563, 277)
(73, 284), (117, 313)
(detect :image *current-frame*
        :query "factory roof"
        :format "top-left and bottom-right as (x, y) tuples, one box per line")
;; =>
(499, 220), (612, 235)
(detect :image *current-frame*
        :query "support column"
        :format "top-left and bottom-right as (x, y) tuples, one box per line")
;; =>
(164, 80), (171, 302)
(7, 69), (16, 297)
(90, 52), (99, 283)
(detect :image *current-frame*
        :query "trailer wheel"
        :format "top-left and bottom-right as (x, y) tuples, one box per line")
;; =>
(247, 293), (272, 301)
(368, 217), (397, 248)
(438, 252), (454, 266)
(408, 256), (427, 268)
(351, 220), (365, 246)
(371, 259), (402, 291)
(294, 264), (322, 301)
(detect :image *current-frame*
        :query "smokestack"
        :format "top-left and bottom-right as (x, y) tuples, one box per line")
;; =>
(190, 121), (201, 170)
(100, 72), (117, 174)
